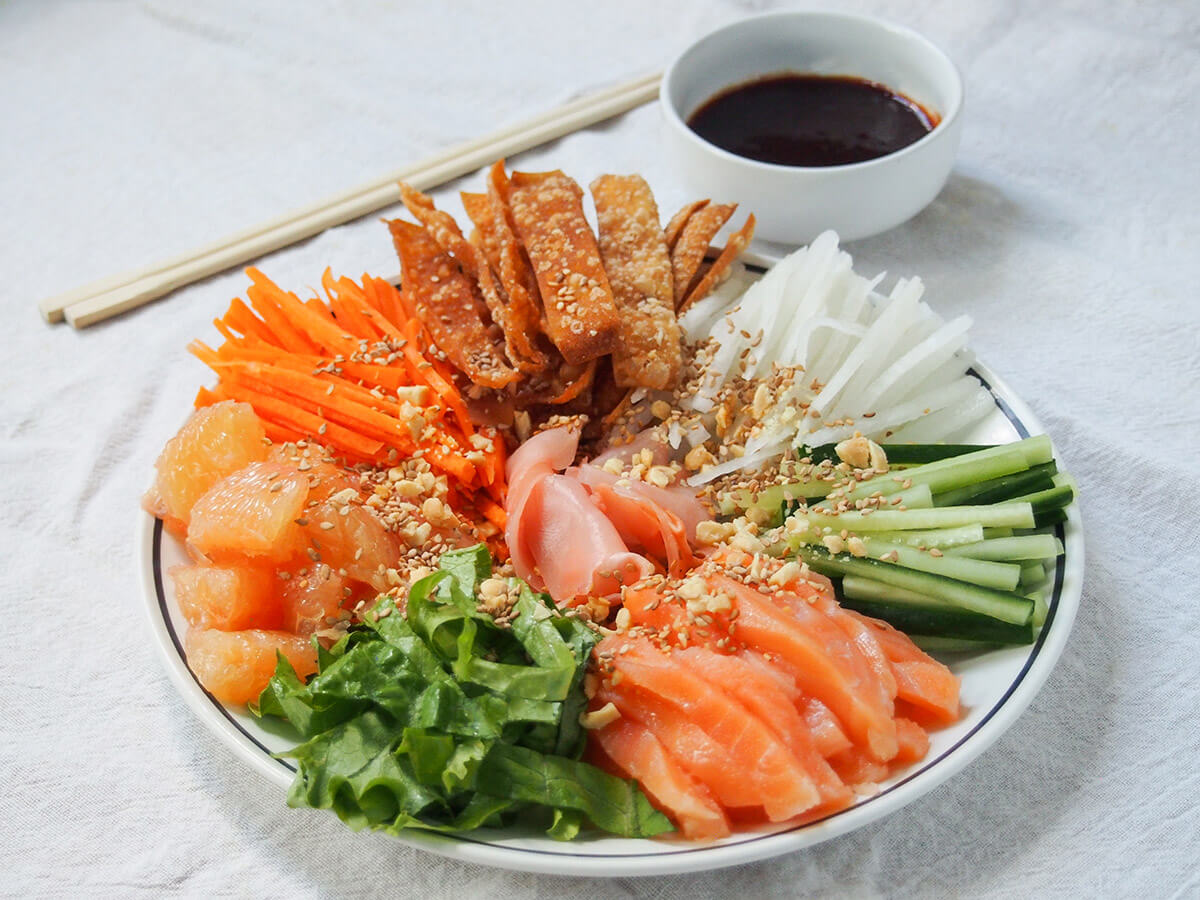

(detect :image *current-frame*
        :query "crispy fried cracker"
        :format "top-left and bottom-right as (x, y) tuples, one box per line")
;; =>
(460, 192), (500, 268)
(507, 169), (622, 365)
(386, 219), (517, 390)
(399, 183), (547, 374)
(663, 199), (709, 251)
(670, 202), (736, 306)
(590, 174), (682, 391)
(678, 214), (756, 314)
(485, 162), (552, 342)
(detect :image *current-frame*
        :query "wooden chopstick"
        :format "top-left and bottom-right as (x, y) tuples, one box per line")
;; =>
(44, 71), (662, 328)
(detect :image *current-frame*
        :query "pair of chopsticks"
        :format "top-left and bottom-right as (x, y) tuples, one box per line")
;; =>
(41, 71), (662, 329)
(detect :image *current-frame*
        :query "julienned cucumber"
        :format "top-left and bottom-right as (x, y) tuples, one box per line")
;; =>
(857, 538), (1022, 591)
(932, 462), (1057, 508)
(803, 502), (1035, 533)
(839, 577), (1035, 644)
(796, 545), (1035, 626)
(838, 435), (1054, 503)
(804, 443), (993, 466)
(944, 534), (1064, 561)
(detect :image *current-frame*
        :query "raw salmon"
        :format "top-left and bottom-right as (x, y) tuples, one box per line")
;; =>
(712, 574), (899, 763)
(600, 636), (822, 821)
(675, 645), (852, 810)
(591, 717), (731, 841)
(844, 610), (961, 724)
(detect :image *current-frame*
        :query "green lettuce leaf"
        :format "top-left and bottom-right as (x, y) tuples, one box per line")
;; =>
(256, 544), (673, 841)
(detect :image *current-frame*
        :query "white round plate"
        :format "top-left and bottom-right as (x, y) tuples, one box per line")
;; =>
(139, 254), (1084, 877)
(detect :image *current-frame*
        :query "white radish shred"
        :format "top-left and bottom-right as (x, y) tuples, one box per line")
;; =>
(681, 231), (986, 482)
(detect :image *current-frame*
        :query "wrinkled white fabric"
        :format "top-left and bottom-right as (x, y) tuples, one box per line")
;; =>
(2, 0), (1198, 896)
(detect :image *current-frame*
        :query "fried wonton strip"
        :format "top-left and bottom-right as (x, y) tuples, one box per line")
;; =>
(590, 174), (682, 391)
(399, 183), (545, 374)
(507, 169), (622, 365)
(484, 162), (552, 341)
(670, 202), (736, 306)
(460, 193), (501, 270)
(663, 199), (709, 251)
(678, 214), (757, 314)
(386, 219), (517, 390)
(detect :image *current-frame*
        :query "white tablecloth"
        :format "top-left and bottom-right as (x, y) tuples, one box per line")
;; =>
(3, 1), (1197, 896)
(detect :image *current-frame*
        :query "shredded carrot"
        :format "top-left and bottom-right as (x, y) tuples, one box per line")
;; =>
(194, 385), (224, 407)
(221, 297), (276, 343)
(260, 419), (308, 446)
(245, 276), (321, 354)
(549, 360), (597, 405)
(474, 493), (508, 530)
(400, 316), (474, 435)
(601, 387), (636, 430)
(194, 268), (507, 538)
(219, 380), (384, 461)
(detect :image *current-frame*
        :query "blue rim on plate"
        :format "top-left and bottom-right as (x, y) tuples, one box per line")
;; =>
(138, 255), (1084, 877)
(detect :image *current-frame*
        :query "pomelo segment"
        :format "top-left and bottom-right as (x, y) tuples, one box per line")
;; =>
(187, 461), (308, 563)
(171, 563), (282, 630)
(302, 500), (401, 592)
(281, 565), (352, 635)
(184, 628), (318, 706)
(144, 401), (268, 529)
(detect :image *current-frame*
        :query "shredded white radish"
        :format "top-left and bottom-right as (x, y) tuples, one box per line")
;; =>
(679, 232), (986, 478)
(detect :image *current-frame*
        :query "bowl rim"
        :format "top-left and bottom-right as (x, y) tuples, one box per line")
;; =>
(661, 9), (966, 175)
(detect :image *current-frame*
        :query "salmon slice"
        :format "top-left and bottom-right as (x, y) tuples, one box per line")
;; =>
(828, 746), (890, 788)
(733, 650), (851, 757)
(893, 717), (931, 765)
(619, 581), (730, 651)
(737, 650), (854, 758)
(601, 636), (821, 821)
(844, 610), (961, 724)
(187, 461), (308, 563)
(800, 697), (855, 759)
(712, 574), (899, 762)
(592, 717), (731, 841)
(675, 646), (852, 811)
(804, 592), (899, 703)
(596, 680), (762, 810)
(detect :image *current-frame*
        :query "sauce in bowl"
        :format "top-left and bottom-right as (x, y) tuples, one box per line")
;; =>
(686, 73), (938, 168)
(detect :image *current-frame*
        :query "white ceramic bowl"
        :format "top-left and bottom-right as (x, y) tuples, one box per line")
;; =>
(661, 11), (964, 244)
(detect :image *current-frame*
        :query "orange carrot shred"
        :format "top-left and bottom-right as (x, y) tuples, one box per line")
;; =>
(549, 360), (597, 405)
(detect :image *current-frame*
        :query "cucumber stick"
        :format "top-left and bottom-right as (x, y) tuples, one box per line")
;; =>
(944, 534), (1064, 561)
(859, 537), (1022, 591)
(797, 545), (1034, 626)
(804, 502), (1035, 533)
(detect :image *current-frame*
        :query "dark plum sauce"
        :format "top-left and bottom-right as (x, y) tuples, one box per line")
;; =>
(687, 73), (938, 167)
